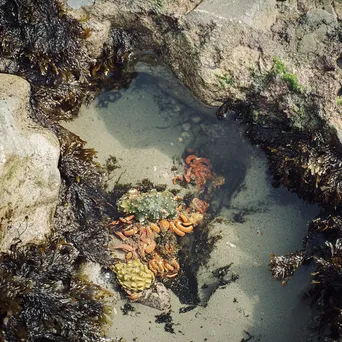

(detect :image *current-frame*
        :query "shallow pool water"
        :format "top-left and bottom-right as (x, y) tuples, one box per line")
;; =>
(63, 58), (319, 342)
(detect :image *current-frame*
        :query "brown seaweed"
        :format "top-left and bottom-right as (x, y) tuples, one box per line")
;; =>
(0, 240), (111, 342)
(306, 239), (342, 340)
(54, 126), (112, 265)
(0, 3), (137, 339)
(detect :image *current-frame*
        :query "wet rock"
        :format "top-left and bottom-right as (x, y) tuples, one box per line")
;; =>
(0, 74), (60, 252)
(138, 282), (171, 311)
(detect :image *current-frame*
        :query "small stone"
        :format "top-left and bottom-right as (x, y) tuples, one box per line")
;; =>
(67, 0), (94, 10)
(174, 105), (181, 112)
(138, 282), (171, 311)
(192, 116), (202, 123)
(323, 5), (336, 17)
(181, 122), (191, 131)
(305, 9), (336, 27)
(334, 1), (342, 20)
(298, 33), (317, 54)
(178, 137), (183, 142)
(180, 131), (190, 139)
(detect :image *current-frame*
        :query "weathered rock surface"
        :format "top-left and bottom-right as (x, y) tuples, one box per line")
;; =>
(66, 0), (342, 142)
(137, 282), (171, 311)
(0, 74), (60, 252)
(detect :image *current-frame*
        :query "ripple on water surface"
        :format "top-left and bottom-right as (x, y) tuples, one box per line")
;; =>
(63, 60), (319, 342)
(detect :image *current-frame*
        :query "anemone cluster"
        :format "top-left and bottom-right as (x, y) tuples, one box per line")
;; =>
(117, 188), (178, 222)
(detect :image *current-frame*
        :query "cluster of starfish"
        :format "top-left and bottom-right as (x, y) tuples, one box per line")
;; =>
(109, 197), (207, 279)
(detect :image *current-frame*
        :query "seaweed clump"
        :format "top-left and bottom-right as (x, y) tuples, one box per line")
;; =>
(53, 127), (112, 265)
(0, 240), (112, 342)
(0, 0), (87, 125)
(245, 123), (342, 208)
(269, 233), (342, 341)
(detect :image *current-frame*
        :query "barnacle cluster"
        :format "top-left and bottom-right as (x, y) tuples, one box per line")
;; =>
(112, 259), (154, 292)
(117, 188), (178, 222)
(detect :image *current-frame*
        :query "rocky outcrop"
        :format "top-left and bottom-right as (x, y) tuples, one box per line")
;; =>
(0, 74), (60, 252)
(64, 0), (341, 141)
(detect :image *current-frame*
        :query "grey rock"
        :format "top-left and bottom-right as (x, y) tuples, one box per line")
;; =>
(298, 33), (317, 54)
(195, 0), (277, 31)
(0, 74), (60, 252)
(305, 9), (336, 27)
(138, 282), (171, 311)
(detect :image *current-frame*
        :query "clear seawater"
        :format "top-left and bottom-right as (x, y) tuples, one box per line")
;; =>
(63, 57), (319, 342)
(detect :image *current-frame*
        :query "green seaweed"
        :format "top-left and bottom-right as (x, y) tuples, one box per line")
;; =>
(272, 57), (301, 93)
(215, 72), (236, 89)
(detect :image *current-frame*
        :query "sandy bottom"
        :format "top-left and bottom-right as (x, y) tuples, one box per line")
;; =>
(63, 62), (319, 342)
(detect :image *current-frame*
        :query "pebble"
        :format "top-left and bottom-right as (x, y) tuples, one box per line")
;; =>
(174, 104), (181, 112)
(192, 116), (202, 123)
(178, 137), (183, 142)
(180, 131), (190, 139)
(181, 122), (191, 131)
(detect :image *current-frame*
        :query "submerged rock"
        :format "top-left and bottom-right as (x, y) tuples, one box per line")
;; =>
(138, 282), (171, 311)
(0, 74), (60, 251)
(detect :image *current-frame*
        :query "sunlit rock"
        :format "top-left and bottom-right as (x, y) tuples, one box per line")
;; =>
(0, 74), (60, 251)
